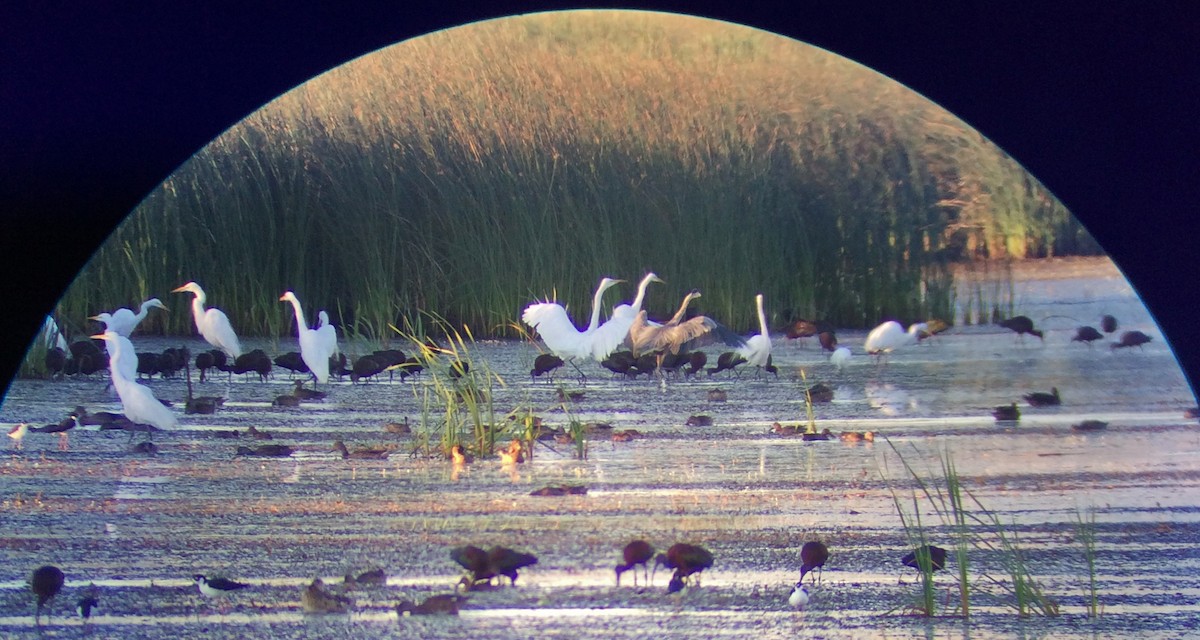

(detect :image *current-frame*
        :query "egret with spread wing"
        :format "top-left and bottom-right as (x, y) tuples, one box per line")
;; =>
(521, 277), (626, 364)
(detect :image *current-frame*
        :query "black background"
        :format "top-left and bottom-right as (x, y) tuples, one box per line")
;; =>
(3, 2), (1198, 397)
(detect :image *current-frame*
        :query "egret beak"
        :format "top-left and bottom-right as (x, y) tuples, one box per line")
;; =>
(171, 285), (188, 293)
(88, 314), (102, 321)
(88, 333), (107, 340)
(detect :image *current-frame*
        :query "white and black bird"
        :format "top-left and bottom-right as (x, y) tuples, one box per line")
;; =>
(788, 581), (810, 610)
(77, 588), (100, 623)
(172, 282), (243, 358)
(194, 574), (249, 599)
(90, 298), (168, 337)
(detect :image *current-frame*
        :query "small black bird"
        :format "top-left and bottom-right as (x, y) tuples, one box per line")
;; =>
(799, 541), (829, 584)
(901, 545), (948, 574)
(1100, 314), (1118, 334)
(993, 402), (1020, 422)
(31, 565), (65, 625)
(194, 574), (249, 613)
(1112, 330), (1152, 350)
(1024, 387), (1061, 407)
(1071, 326), (1103, 345)
(77, 589), (100, 623)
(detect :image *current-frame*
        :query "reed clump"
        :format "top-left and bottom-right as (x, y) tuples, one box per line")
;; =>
(49, 11), (1090, 348)
(882, 441), (1060, 618)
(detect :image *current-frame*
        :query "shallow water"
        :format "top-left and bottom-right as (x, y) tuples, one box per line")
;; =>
(1, 257), (1198, 638)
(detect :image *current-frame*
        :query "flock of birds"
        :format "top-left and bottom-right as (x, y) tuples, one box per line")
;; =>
(25, 536), (971, 626)
(14, 273), (1160, 453)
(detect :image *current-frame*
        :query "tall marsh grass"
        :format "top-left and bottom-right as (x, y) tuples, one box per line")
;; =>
(50, 12), (1092, 344)
(883, 441), (1060, 618)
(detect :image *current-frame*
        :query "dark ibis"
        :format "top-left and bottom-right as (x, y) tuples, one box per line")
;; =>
(1072, 326), (1103, 345)
(998, 315), (1043, 341)
(487, 546), (538, 586)
(901, 545), (948, 575)
(30, 565), (65, 625)
(1112, 330), (1152, 350)
(655, 543), (714, 593)
(615, 539), (655, 586)
(1100, 314), (1118, 333)
(531, 353), (565, 380)
(799, 541), (829, 584)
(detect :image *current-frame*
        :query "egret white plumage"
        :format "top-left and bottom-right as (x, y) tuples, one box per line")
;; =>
(96, 329), (138, 382)
(92, 332), (178, 434)
(89, 298), (168, 337)
(864, 321), (928, 363)
(734, 294), (773, 377)
(172, 282), (242, 358)
(609, 272), (665, 324)
(316, 310), (339, 356)
(280, 291), (334, 385)
(39, 315), (69, 351)
(521, 277), (626, 362)
(830, 346), (852, 370)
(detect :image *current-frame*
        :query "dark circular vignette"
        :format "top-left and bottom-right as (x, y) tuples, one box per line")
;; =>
(2, 2), (1198, 398)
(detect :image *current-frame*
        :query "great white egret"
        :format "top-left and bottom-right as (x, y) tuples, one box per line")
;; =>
(864, 320), (928, 363)
(92, 332), (178, 434)
(629, 290), (746, 359)
(316, 310), (339, 356)
(172, 282), (242, 358)
(89, 298), (168, 337)
(734, 294), (773, 377)
(94, 329), (137, 382)
(280, 291), (333, 385)
(521, 277), (626, 362)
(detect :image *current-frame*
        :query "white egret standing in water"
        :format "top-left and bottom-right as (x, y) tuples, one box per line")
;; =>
(280, 291), (333, 385)
(734, 293), (774, 377)
(172, 282), (242, 358)
(92, 332), (178, 434)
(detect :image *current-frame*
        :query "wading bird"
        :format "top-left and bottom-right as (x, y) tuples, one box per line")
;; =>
(280, 291), (334, 385)
(630, 290), (745, 373)
(173, 282), (242, 358)
(655, 543), (714, 593)
(530, 353), (565, 380)
(901, 545), (948, 575)
(90, 298), (168, 337)
(521, 277), (627, 369)
(194, 574), (249, 612)
(1072, 326), (1103, 346)
(799, 541), (829, 585)
(998, 315), (1043, 342)
(30, 565), (65, 626)
(864, 321), (928, 363)
(1112, 330), (1152, 350)
(615, 539), (655, 586)
(93, 331), (177, 438)
(734, 294), (776, 378)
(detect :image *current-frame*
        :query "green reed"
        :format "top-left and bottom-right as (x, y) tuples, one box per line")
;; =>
(1075, 506), (1101, 618)
(42, 11), (1075, 354)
